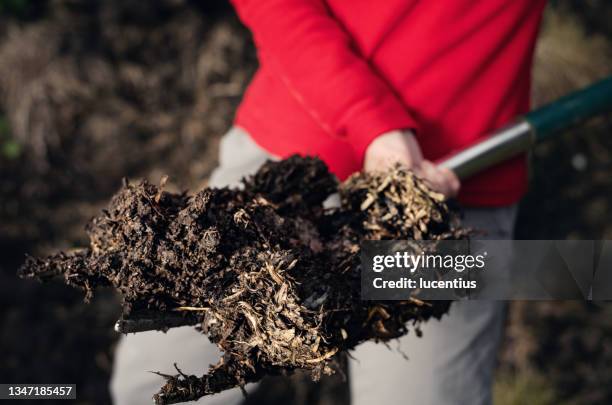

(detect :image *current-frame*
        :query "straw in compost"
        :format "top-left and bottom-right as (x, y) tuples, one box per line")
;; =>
(19, 155), (467, 404)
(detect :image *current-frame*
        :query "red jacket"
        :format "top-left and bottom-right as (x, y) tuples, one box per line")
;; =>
(231, 0), (546, 206)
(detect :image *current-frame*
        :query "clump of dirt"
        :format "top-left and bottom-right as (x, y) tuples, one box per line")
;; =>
(20, 155), (467, 405)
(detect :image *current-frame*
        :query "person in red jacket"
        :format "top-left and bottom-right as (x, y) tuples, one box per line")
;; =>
(111, 2), (547, 404)
(232, 0), (546, 205)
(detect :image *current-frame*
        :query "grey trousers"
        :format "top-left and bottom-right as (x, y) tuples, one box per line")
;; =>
(111, 127), (517, 405)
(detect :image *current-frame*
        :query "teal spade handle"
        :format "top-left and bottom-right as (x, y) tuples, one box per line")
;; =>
(526, 75), (612, 141)
(439, 76), (612, 180)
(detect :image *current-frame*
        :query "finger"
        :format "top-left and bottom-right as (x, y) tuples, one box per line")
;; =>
(418, 161), (446, 192)
(365, 153), (410, 172)
(375, 148), (420, 172)
(404, 133), (424, 164)
(418, 160), (436, 182)
(420, 161), (456, 198)
(438, 166), (461, 196)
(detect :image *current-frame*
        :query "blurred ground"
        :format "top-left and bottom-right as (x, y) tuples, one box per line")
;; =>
(0, 1), (611, 404)
(497, 5), (612, 404)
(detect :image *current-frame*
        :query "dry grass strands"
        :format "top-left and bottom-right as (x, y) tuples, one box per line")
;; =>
(20, 156), (468, 404)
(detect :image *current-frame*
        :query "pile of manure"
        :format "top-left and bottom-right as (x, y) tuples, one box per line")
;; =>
(20, 155), (467, 404)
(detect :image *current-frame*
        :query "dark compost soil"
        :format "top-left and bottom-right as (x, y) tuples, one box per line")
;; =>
(20, 156), (467, 404)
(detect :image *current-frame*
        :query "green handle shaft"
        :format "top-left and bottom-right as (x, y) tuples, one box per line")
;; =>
(525, 76), (612, 141)
(440, 76), (612, 179)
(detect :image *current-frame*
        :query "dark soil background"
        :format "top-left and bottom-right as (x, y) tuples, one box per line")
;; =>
(0, 1), (611, 404)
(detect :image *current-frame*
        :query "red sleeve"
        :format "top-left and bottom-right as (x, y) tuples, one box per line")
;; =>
(230, 0), (418, 163)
